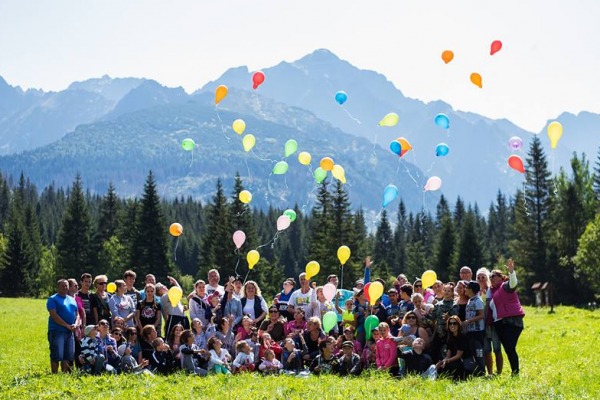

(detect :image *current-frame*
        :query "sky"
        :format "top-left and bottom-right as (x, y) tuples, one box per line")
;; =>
(1, 0), (599, 132)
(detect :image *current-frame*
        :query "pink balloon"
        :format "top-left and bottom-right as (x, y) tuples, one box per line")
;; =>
(277, 215), (291, 231)
(424, 176), (442, 191)
(232, 230), (246, 249)
(323, 283), (337, 302)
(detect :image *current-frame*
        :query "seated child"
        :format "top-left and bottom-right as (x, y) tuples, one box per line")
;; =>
(232, 341), (255, 373)
(118, 343), (151, 374)
(281, 337), (307, 373)
(150, 338), (176, 374)
(80, 325), (106, 374)
(258, 349), (282, 374)
(208, 336), (232, 374)
(179, 330), (209, 376)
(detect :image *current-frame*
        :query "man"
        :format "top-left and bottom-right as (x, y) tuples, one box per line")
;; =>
(385, 288), (402, 335)
(123, 270), (142, 307)
(336, 341), (362, 376)
(47, 279), (79, 373)
(77, 273), (94, 325)
(460, 266), (473, 282)
(287, 272), (315, 316)
(206, 269), (224, 297)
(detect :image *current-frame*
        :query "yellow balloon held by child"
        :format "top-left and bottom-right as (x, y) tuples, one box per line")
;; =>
(247, 250), (260, 269)
(368, 281), (384, 305)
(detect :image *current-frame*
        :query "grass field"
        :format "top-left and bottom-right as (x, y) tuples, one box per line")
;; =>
(0, 298), (599, 399)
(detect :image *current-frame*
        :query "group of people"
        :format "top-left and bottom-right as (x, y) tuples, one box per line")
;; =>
(46, 258), (525, 380)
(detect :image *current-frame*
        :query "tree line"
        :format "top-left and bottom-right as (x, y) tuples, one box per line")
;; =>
(0, 136), (599, 304)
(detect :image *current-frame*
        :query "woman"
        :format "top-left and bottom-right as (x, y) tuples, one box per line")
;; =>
(167, 323), (184, 365)
(489, 258), (524, 376)
(477, 267), (503, 376)
(436, 315), (471, 381)
(136, 283), (162, 331)
(91, 275), (112, 326)
(240, 281), (268, 326)
(189, 280), (210, 327)
(108, 280), (136, 328)
(302, 317), (326, 365)
(221, 280), (243, 328)
(401, 311), (429, 348)
(258, 306), (286, 342)
(140, 325), (158, 361)
(454, 281), (469, 322)
(124, 326), (142, 364)
(96, 319), (119, 372)
(161, 277), (189, 336)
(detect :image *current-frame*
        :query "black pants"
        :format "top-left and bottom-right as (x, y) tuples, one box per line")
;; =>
(466, 330), (486, 376)
(494, 320), (523, 375)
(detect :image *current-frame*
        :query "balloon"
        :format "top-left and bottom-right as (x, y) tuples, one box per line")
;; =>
(277, 215), (291, 231)
(470, 73), (483, 88)
(314, 167), (327, 184)
(490, 40), (503, 55)
(323, 284), (337, 302)
(390, 140), (402, 156)
(305, 260), (320, 280)
(322, 311), (337, 332)
(335, 91), (348, 105)
(106, 282), (117, 294)
(378, 112), (399, 127)
(421, 270), (437, 288)
(181, 138), (196, 151)
(232, 230), (246, 249)
(364, 315), (379, 340)
(397, 137), (413, 157)
(283, 209), (297, 222)
(232, 119), (246, 135)
(441, 50), (454, 64)
(508, 136), (523, 151)
(435, 143), (449, 157)
(434, 113), (450, 129)
(382, 184), (399, 208)
(284, 139), (298, 157)
(368, 281), (384, 305)
(298, 151), (311, 165)
(247, 250), (260, 270)
(168, 286), (183, 307)
(242, 134), (256, 152)
(337, 245), (351, 265)
(424, 176), (442, 191)
(363, 283), (371, 303)
(215, 85), (228, 104)
(320, 157), (334, 171)
(169, 223), (183, 237)
(239, 190), (252, 204)
(331, 164), (346, 184)
(252, 71), (265, 89)
(508, 155), (525, 173)
(272, 161), (289, 175)
(547, 121), (563, 149)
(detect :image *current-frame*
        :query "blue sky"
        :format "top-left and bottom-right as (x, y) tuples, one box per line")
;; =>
(0, 0), (598, 132)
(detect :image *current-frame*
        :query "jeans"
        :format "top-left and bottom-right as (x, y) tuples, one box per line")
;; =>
(48, 330), (75, 362)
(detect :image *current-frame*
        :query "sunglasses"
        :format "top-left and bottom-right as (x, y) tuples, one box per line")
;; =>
(414, 285), (422, 288)
(97, 282), (107, 285)
(269, 310), (279, 314)
(448, 321), (459, 326)
(99, 321), (108, 326)
(406, 315), (417, 320)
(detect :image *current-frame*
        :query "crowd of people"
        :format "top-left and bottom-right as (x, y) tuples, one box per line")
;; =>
(46, 258), (525, 380)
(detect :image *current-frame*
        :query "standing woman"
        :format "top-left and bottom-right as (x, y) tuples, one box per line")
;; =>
(108, 280), (136, 328)
(477, 267), (503, 376)
(91, 275), (112, 326)
(489, 258), (525, 376)
(240, 281), (268, 327)
(454, 281), (469, 322)
(136, 283), (162, 332)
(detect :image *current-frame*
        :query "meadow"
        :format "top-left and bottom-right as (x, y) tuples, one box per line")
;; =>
(0, 298), (599, 399)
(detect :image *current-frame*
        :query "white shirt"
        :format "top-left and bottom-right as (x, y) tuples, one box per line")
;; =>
(206, 284), (224, 297)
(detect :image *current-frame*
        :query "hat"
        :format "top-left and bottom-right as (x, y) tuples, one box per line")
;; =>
(467, 280), (480, 293)
(117, 344), (128, 357)
(400, 324), (411, 335)
(355, 279), (364, 286)
(342, 341), (354, 349)
(84, 325), (96, 336)
(208, 292), (220, 302)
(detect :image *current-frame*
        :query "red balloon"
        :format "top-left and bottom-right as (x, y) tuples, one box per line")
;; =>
(508, 155), (525, 173)
(252, 71), (265, 89)
(490, 40), (502, 55)
(363, 282), (371, 303)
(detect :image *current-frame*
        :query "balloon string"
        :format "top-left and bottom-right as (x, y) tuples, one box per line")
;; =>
(551, 149), (558, 195)
(188, 149), (194, 168)
(234, 251), (241, 278)
(245, 155), (252, 190)
(243, 269), (251, 285)
(372, 209), (382, 227)
(250, 149), (278, 163)
(401, 159), (420, 189)
(215, 107), (231, 142)
(343, 108), (362, 125)
(424, 160), (436, 174)
(522, 181), (530, 217)
(340, 264), (344, 291)
(173, 237), (180, 261)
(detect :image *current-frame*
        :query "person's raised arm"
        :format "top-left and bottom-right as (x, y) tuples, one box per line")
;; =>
(364, 257), (372, 284)
(507, 258), (518, 289)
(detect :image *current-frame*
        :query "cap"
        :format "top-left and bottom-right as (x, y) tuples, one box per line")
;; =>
(355, 279), (364, 286)
(342, 341), (354, 349)
(400, 324), (411, 335)
(84, 325), (96, 336)
(467, 280), (480, 293)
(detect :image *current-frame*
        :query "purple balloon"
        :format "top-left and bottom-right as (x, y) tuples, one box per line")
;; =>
(508, 136), (523, 151)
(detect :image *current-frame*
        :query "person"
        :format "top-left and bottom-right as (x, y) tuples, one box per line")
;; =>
(80, 325), (106, 374)
(68, 278), (85, 359)
(306, 286), (337, 334)
(336, 341), (362, 376)
(259, 349), (282, 374)
(118, 342), (151, 374)
(124, 326), (142, 364)
(139, 274), (157, 300)
(454, 280), (469, 322)
(337, 298), (356, 331)
(302, 317), (326, 364)
(232, 341), (255, 373)
(281, 337), (307, 374)
(90, 275), (111, 326)
(136, 283), (161, 331)
(393, 274), (409, 293)
(206, 269), (224, 297)
(353, 289), (369, 345)
(140, 325), (158, 361)
(207, 336), (231, 374)
(191, 318), (207, 350)
(179, 329), (209, 376)
(240, 281), (268, 326)
(96, 319), (121, 371)
(235, 315), (254, 344)
(167, 323), (184, 365)
(398, 337), (436, 379)
(258, 332), (282, 361)
(489, 258), (525, 376)
(77, 273), (94, 325)
(108, 280), (136, 328)
(273, 278), (295, 320)
(111, 327), (126, 347)
(287, 272), (315, 315)
(309, 340), (337, 375)
(428, 284), (458, 362)
(150, 338), (176, 374)
(189, 280), (210, 327)
(285, 309), (307, 337)
(398, 284), (415, 319)
(123, 270), (142, 308)
(464, 280), (485, 376)
(401, 311), (429, 348)
(376, 322), (398, 375)
(258, 306), (286, 342)
(47, 279), (79, 373)
(411, 292), (434, 323)
(460, 266), (473, 281)
(336, 326), (362, 355)
(436, 315), (472, 381)
(430, 281), (445, 304)
(221, 279), (243, 328)
(161, 276), (189, 336)
(477, 267), (503, 376)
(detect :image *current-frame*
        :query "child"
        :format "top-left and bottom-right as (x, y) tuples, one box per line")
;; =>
(285, 309), (307, 337)
(376, 322), (398, 375)
(247, 329), (260, 361)
(309, 340), (337, 375)
(339, 299), (355, 330)
(281, 337), (307, 374)
(80, 325), (105, 374)
(258, 349), (282, 374)
(191, 318), (207, 350)
(150, 338), (176, 375)
(179, 329), (209, 376)
(118, 343), (151, 374)
(258, 333), (282, 360)
(207, 336), (231, 374)
(337, 327), (362, 355)
(232, 341), (255, 373)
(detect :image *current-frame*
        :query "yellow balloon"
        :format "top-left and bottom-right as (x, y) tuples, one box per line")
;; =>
(239, 190), (252, 204)
(331, 164), (346, 184)
(421, 270), (437, 288)
(215, 85), (228, 105)
(169, 222), (183, 237)
(168, 286), (182, 307)
(337, 245), (351, 265)
(242, 134), (256, 152)
(547, 121), (563, 149)
(368, 281), (384, 305)
(378, 112), (399, 127)
(298, 151), (312, 166)
(232, 119), (246, 135)
(106, 282), (117, 294)
(247, 250), (260, 270)
(305, 260), (320, 280)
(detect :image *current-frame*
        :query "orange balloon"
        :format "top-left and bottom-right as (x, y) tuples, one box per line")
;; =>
(215, 85), (228, 105)
(320, 157), (334, 171)
(397, 137), (413, 157)
(441, 50), (454, 64)
(470, 73), (483, 88)
(169, 223), (183, 237)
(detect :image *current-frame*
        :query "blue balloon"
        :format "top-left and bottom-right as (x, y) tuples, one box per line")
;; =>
(335, 91), (348, 105)
(389, 140), (402, 156)
(382, 184), (399, 208)
(435, 143), (449, 157)
(434, 113), (450, 129)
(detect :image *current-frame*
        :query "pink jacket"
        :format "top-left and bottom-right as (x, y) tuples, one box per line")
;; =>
(376, 337), (397, 369)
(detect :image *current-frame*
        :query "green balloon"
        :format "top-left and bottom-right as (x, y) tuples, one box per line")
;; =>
(181, 138), (196, 151)
(323, 311), (337, 333)
(283, 209), (297, 222)
(272, 161), (289, 175)
(314, 167), (327, 183)
(364, 315), (380, 340)
(284, 139), (298, 157)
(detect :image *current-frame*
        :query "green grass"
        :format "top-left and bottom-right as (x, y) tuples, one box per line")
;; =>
(0, 298), (599, 399)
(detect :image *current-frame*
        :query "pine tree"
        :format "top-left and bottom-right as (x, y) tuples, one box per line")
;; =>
(593, 145), (600, 202)
(92, 183), (120, 271)
(393, 201), (408, 275)
(372, 209), (394, 280)
(455, 207), (484, 277)
(432, 195), (455, 281)
(307, 180), (336, 280)
(0, 200), (28, 295)
(487, 191), (509, 265)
